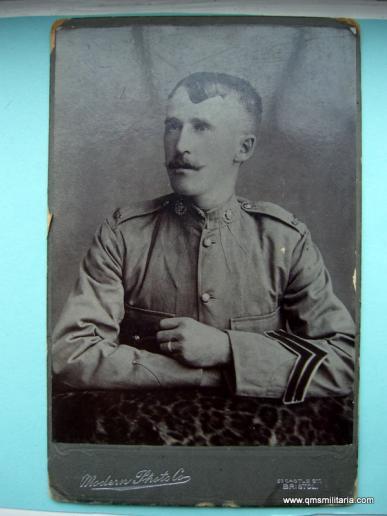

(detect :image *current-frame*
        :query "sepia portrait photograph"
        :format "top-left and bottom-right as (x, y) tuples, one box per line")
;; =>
(48, 16), (359, 505)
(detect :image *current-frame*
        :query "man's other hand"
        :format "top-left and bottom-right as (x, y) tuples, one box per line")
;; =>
(157, 317), (231, 368)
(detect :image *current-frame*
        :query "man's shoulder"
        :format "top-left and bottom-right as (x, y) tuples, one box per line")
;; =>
(238, 197), (308, 236)
(109, 194), (173, 227)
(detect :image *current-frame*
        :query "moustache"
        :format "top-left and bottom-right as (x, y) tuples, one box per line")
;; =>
(167, 155), (202, 171)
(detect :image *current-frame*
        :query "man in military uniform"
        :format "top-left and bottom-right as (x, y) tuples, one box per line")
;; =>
(52, 72), (355, 404)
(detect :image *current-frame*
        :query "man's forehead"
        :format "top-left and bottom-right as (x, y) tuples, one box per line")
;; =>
(166, 86), (245, 121)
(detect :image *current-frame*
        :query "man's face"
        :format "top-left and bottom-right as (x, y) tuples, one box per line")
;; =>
(164, 87), (251, 207)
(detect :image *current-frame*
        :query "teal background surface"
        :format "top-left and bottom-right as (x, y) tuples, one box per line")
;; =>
(0, 16), (386, 515)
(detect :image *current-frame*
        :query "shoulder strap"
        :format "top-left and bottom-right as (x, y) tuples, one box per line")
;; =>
(111, 194), (172, 226)
(238, 198), (307, 235)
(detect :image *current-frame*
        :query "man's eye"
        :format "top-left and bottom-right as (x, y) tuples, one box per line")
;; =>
(165, 120), (181, 132)
(193, 122), (209, 132)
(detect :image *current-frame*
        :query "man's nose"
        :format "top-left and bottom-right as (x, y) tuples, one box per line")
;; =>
(176, 125), (191, 154)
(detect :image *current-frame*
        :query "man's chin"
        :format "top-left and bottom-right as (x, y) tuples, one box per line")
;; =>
(168, 175), (200, 197)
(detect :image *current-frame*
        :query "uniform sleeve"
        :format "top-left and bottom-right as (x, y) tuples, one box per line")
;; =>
(51, 219), (220, 390)
(224, 231), (355, 403)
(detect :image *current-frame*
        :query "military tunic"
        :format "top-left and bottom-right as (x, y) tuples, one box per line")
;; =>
(52, 194), (355, 403)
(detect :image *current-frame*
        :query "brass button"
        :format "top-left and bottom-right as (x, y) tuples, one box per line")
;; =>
(133, 335), (140, 342)
(242, 202), (252, 209)
(203, 237), (213, 248)
(223, 209), (233, 223)
(201, 292), (211, 303)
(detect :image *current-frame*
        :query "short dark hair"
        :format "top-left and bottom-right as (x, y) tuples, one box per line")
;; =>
(169, 72), (262, 133)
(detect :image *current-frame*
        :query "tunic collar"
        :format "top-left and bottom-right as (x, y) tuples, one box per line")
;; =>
(169, 193), (241, 230)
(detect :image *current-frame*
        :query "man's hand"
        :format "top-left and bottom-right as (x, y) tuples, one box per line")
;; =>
(157, 317), (231, 368)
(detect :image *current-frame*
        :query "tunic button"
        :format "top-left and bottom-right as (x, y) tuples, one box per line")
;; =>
(243, 202), (252, 209)
(133, 335), (140, 342)
(223, 208), (233, 223)
(201, 292), (211, 303)
(203, 237), (212, 247)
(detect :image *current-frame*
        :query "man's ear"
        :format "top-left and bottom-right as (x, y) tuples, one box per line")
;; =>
(234, 134), (256, 163)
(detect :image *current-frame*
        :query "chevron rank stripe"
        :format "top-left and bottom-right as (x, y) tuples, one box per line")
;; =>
(268, 332), (311, 403)
(276, 331), (327, 403)
(265, 330), (327, 404)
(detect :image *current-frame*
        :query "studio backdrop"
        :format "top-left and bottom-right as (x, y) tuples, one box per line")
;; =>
(48, 17), (358, 329)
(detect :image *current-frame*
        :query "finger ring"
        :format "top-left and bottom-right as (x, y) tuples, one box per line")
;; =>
(167, 340), (173, 353)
